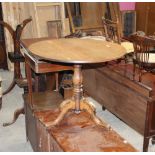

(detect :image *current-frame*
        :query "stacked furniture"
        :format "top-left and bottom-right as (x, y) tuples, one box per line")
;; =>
(21, 38), (136, 152)
(102, 17), (134, 54)
(21, 38), (73, 151)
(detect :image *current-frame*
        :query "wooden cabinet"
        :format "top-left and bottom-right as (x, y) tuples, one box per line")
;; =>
(23, 91), (63, 151)
(136, 2), (155, 35)
(36, 119), (50, 151)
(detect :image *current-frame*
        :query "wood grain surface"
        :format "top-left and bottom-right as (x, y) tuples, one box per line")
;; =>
(35, 110), (137, 152)
(28, 38), (126, 64)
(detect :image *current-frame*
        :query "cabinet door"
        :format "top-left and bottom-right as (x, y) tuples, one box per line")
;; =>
(147, 3), (155, 35)
(136, 2), (155, 35)
(135, 2), (149, 33)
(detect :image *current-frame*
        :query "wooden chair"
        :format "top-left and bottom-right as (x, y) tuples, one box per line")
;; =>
(102, 17), (134, 56)
(131, 35), (155, 82)
(0, 18), (32, 95)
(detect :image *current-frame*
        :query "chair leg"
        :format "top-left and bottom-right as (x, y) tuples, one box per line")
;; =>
(102, 105), (106, 111)
(133, 63), (136, 81)
(55, 73), (59, 91)
(0, 98), (2, 110)
(143, 137), (150, 152)
(34, 75), (39, 92)
(139, 68), (142, 82)
(152, 136), (155, 145)
(124, 55), (128, 76)
(2, 80), (16, 95)
(25, 60), (33, 105)
(3, 107), (24, 127)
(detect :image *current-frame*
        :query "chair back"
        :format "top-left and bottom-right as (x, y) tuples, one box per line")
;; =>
(102, 17), (121, 44)
(131, 35), (155, 65)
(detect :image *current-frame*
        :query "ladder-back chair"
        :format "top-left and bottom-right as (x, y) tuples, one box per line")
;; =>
(102, 17), (134, 56)
(131, 35), (155, 82)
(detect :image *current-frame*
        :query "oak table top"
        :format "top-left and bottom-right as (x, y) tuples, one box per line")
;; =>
(27, 38), (126, 64)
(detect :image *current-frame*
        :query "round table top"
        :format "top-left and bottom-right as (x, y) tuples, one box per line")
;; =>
(28, 38), (126, 64)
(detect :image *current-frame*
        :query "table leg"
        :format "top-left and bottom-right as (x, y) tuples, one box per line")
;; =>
(73, 65), (83, 112)
(46, 65), (106, 128)
(3, 107), (24, 127)
(25, 58), (33, 106)
(2, 79), (16, 95)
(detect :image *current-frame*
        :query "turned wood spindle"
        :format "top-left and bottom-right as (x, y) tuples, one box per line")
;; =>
(73, 64), (83, 113)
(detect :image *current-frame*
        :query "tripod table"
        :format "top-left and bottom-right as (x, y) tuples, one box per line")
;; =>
(27, 38), (126, 127)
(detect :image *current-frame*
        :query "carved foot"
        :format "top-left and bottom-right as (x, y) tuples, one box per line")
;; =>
(46, 98), (107, 128)
(3, 107), (24, 127)
(46, 99), (75, 128)
(81, 99), (107, 128)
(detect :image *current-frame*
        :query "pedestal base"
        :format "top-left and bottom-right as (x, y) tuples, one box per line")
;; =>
(45, 98), (107, 128)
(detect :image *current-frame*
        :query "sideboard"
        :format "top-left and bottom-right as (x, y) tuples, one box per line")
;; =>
(83, 64), (155, 152)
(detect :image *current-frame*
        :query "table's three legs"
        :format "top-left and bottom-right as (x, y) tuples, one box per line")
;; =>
(46, 64), (106, 128)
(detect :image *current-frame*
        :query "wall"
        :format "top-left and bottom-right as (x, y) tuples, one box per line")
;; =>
(2, 2), (32, 70)
(2, 2), (66, 70)
(119, 2), (135, 11)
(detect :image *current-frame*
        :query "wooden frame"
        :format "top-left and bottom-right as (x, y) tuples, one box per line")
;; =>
(65, 2), (105, 34)
(32, 2), (66, 37)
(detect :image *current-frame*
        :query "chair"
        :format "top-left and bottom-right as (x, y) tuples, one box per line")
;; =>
(0, 18), (32, 95)
(131, 35), (155, 82)
(102, 17), (134, 56)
